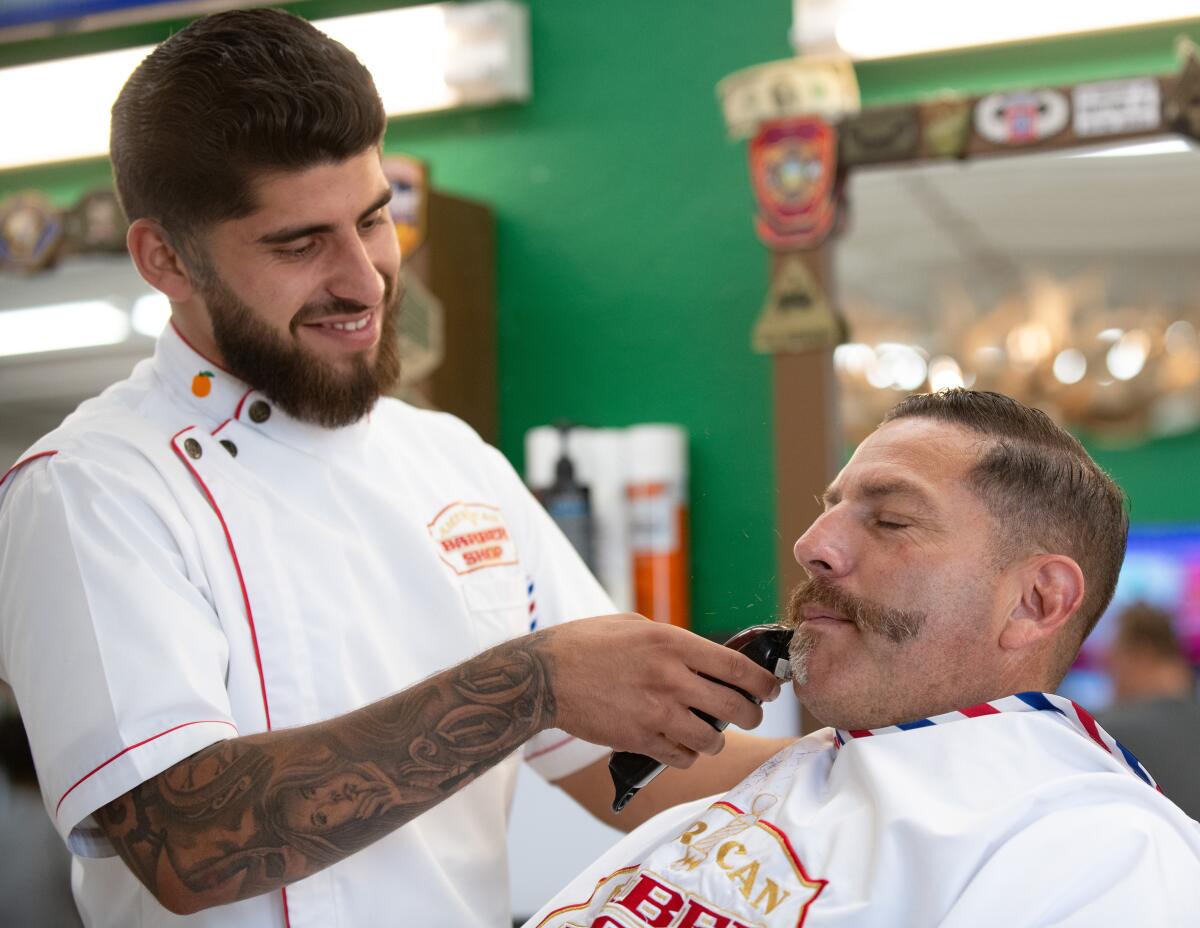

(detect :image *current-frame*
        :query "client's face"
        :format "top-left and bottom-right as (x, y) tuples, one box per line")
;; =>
(785, 418), (1011, 730)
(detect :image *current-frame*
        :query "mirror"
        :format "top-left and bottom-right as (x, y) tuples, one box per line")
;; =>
(833, 138), (1200, 444)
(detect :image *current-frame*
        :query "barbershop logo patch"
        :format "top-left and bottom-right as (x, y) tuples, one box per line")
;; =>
(428, 501), (518, 575)
(536, 795), (827, 927)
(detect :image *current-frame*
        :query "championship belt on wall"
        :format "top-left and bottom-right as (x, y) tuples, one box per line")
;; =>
(62, 189), (129, 254)
(749, 116), (839, 251)
(0, 192), (64, 271)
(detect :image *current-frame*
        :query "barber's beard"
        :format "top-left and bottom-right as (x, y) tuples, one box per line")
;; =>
(784, 575), (927, 682)
(202, 274), (403, 428)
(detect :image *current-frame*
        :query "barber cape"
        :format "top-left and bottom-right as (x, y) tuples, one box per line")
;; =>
(527, 693), (1200, 927)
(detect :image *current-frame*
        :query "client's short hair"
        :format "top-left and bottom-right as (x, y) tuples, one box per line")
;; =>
(883, 389), (1128, 677)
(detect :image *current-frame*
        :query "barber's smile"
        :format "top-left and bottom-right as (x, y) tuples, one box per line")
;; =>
(298, 308), (379, 349)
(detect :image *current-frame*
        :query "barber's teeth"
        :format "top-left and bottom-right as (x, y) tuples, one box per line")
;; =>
(327, 317), (369, 332)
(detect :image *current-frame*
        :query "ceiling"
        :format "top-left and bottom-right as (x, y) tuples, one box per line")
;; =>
(837, 137), (1200, 327)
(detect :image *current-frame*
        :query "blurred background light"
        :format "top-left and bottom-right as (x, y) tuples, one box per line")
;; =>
(1107, 329), (1152, 380)
(794, 0), (1200, 59)
(1072, 139), (1198, 159)
(927, 355), (965, 391)
(1053, 348), (1088, 385)
(0, 0), (530, 170)
(0, 301), (130, 357)
(130, 293), (171, 338)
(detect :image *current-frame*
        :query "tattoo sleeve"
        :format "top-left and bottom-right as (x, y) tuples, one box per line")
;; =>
(95, 636), (557, 914)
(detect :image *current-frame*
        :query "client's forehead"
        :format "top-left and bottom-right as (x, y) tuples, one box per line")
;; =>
(827, 418), (984, 509)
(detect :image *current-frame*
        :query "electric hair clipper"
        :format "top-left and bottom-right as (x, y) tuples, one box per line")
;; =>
(608, 624), (795, 813)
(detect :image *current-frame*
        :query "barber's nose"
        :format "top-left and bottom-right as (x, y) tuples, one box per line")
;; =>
(330, 236), (388, 308)
(793, 510), (850, 578)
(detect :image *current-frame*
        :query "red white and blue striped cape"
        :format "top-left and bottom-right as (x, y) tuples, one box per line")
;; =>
(833, 691), (1159, 791)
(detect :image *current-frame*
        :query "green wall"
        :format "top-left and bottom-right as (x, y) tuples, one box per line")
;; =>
(4, 7), (1200, 633)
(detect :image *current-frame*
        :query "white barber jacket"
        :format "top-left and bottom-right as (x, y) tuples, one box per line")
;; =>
(0, 323), (612, 928)
(526, 693), (1200, 928)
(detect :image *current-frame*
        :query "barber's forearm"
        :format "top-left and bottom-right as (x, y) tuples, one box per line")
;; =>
(95, 636), (556, 915)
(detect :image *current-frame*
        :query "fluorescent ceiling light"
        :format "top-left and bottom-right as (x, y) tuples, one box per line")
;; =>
(0, 0), (529, 171)
(0, 301), (131, 357)
(801, 0), (1200, 60)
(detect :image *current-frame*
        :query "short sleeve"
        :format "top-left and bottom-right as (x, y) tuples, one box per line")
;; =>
(481, 446), (614, 780)
(939, 800), (1200, 926)
(0, 451), (237, 857)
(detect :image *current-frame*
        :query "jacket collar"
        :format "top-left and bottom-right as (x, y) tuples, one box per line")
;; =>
(154, 320), (372, 455)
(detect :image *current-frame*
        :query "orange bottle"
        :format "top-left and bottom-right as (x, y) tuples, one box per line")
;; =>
(628, 425), (690, 628)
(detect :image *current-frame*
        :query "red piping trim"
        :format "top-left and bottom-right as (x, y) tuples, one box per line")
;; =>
(170, 320), (234, 376)
(211, 418), (232, 436)
(526, 735), (576, 761)
(1, 450), (58, 489)
(170, 425), (291, 926)
(532, 866), (639, 928)
(170, 426), (272, 731)
(55, 719), (237, 817)
(758, 818), (829, 922)
(233, 388), (255, 420)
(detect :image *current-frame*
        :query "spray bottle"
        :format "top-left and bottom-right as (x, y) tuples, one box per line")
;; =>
(627, 424), (689, 628)
(533, 422), (596, 571)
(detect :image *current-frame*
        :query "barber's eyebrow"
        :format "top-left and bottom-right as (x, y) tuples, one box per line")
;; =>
(821, 478), (937, 510)
(255, 188), (393, 245)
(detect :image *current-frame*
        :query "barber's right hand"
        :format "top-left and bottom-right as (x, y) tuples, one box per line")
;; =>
(535, 614), (782, 770)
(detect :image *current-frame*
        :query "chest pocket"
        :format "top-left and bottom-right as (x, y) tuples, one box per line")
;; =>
(459, 568), (530, 651)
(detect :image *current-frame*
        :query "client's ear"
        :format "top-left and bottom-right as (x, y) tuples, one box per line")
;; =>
(999, 555), (1085, 652)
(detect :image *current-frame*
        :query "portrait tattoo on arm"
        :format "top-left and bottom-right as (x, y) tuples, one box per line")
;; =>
(95, 637), (557, 914)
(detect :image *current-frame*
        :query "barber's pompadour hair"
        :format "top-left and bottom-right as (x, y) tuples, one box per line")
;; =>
(882, 389), (1128, 662)
(110, 7), (385, 247)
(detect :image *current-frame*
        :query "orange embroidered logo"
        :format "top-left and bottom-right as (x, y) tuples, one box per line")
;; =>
(427, 502), (518, 575)
(191, 371), (214, 397)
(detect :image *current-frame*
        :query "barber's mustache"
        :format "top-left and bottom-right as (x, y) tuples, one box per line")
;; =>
(785, 575), (924, 644)
(289, 275), (404, 329)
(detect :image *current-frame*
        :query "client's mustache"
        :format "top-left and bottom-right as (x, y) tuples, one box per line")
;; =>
(785, 575), (925, 644)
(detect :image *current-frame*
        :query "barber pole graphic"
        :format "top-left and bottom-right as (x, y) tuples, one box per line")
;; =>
(834, 691), (1159, 790)
(748, 116), (838, 250)
(527, 576), (539, 631)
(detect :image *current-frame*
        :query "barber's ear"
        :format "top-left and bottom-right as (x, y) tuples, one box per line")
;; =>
(999, 555), (1085, 651)
(126, 219), (196, 303)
